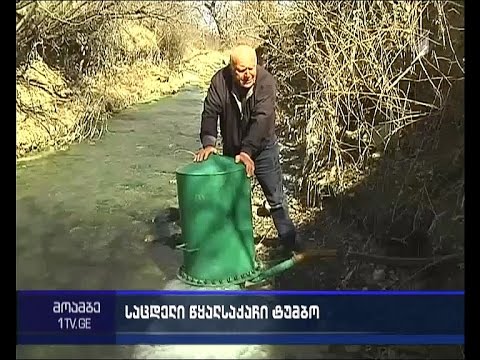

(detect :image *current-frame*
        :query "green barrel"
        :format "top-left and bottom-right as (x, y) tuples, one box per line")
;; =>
(175, 154), (257, 286)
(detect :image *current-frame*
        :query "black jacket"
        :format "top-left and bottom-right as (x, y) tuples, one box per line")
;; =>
(200, 65), (277, 159)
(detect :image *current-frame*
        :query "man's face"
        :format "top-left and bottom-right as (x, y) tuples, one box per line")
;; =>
(232, 58), (257, 89)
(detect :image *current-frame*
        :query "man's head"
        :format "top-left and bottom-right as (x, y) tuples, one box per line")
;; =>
(230, 45), (257, 89)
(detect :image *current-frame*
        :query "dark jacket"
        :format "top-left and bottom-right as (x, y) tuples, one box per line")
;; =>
(200, 65), (277, 159)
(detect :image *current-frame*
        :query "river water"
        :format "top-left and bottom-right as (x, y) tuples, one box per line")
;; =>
(17, 87), (363, 359)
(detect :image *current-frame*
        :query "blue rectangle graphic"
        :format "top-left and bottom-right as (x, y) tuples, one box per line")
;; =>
(17, 290), (464, 345)
(17, 334), (464, 345)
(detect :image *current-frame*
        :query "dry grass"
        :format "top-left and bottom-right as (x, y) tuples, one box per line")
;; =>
(16, 1), (227, 160)
(16, 49), (228, 160)
(254, 1), (464, 292)
(260, 1), (464, 203)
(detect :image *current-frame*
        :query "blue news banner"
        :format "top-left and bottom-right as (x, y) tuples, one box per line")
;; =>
(17, 290), (464, 345)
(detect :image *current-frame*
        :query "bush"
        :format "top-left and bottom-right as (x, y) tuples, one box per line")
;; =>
(259, 1), (464, 201)
(15, 1), (213, 157)
(156, 25), (187, 68)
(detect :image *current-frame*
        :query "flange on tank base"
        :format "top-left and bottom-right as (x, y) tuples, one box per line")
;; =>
(175, 249), (339, 289)
(167, 278), (243, 291)
(176, 267), (273, 289)
(175, 253), (304, 289)
(176, 261), (267, 288)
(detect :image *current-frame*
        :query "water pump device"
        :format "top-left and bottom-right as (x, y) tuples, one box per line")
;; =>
(174, 154), (336, 289)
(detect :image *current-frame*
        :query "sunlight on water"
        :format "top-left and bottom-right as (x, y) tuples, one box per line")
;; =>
(132, 280), (272, 359)
(131, 281), (336, 359)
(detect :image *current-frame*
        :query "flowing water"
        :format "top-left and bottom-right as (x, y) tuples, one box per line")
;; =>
(16, 87), (364, 359)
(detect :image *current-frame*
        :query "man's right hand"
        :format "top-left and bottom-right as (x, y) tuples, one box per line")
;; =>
(193, 146), (217, 162)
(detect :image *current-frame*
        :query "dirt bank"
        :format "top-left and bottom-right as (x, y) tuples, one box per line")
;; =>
(16, 48), (228, 161)
(249, 1), (464, 297)
(252, 86), (464, 293)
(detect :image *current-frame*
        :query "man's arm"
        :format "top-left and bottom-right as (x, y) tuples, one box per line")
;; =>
(240, 80), (276, 158)
(200, 77), (222, 148)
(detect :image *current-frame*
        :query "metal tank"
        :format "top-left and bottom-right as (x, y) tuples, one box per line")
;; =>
(175, 154), (257, 286)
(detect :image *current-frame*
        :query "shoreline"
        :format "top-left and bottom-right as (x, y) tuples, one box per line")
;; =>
(16, 50), (228, 162)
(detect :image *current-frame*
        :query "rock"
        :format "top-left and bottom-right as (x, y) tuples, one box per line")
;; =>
(257, 205), (271, 217)
(372, 269), (386, 282)
(144, 234), (157, 242)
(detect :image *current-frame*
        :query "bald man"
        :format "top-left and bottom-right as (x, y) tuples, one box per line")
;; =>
(194, 45), (305, 255)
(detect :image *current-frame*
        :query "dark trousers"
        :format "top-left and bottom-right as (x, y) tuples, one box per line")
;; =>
(254, 142), (297, 249)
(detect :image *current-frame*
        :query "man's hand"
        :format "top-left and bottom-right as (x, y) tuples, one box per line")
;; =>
(235, 152), (255, 177)
(194, 146), (217, 162)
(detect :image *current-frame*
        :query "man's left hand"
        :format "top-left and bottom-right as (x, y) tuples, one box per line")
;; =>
(235, 152), (255, 177)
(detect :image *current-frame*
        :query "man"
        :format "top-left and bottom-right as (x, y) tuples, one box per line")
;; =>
(193, 44), (304, 255)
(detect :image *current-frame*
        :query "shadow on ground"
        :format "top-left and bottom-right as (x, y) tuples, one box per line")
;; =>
(272, 114), (464, 292)
(260, 90), (464, 359)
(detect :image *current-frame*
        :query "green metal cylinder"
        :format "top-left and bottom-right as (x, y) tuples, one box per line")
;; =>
(175, 154), (256, 285)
